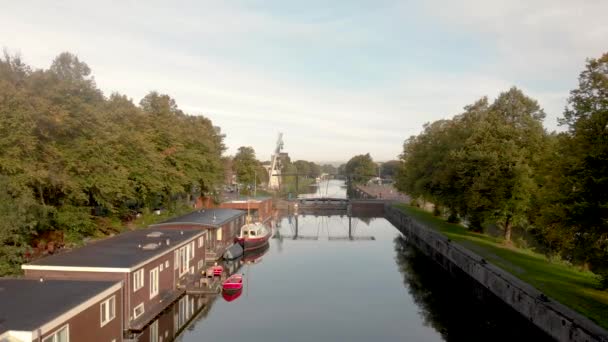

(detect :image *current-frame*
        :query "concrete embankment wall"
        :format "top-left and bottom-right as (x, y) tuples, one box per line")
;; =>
(385, 204), (608, 342)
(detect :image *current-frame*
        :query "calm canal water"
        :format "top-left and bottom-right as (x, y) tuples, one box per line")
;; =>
(154, 180), (552, 342)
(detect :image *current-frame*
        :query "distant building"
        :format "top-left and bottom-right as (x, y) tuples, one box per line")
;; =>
(0, 278), (123, 342)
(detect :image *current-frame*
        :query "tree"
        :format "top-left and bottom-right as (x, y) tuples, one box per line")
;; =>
(0, 51), (227, 274)
(458, 88), (546, 239)
(232, 146), (259, 193)
(321, 164), (337, 175)
(345, 153), (376, 183)
(396, 88), (546, 240)
(555, 53), (608, 286)
(380, 160), (401, 178)
(293, 160), (311, 177)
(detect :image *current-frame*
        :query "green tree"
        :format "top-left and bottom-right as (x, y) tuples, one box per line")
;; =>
(233, 146), (259, 193)
(345, 153), (376, 183)
(556, 53), (608, 286)
(396, 88), (546, 240)
(380, 160), (401, 178)
(0, 51), (227, 274)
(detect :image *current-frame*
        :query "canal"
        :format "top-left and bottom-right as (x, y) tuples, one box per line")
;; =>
(144, 180), (553, 342)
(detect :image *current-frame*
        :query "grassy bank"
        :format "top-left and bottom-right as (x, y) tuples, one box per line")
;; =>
(393, 203), (608, 330)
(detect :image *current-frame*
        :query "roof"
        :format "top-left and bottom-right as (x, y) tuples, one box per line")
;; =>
(150, 208), (246, 228)
(0, 279), (120, 336)
(23, 228), (205, 270)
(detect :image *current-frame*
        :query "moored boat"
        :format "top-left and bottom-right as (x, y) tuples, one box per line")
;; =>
(212, 265), (224, 276)
(222, 287), (242, 302)
(222, 274), (243, 292)
(236, 222), (272, 251)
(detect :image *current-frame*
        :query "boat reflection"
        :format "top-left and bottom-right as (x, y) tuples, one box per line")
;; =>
(242, 241), (270, 264)
(222, 288), (243, 302)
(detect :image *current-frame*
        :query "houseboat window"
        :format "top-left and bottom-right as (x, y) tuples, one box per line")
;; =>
(134, 303), (145, 319)
(190, 241), (195, 259)
(150, 320), (159, 342)
(217, 228), (222, 241)
(174, 251), (179, 270)
(100, 296), (116, 327)
(159, 263), (164, 272)
(165, 260), (169, 268)
(150, 267), (159, 299)
(133, 269), (144, 292)
(198, 236), (204, 248)
(249, 231), (256, 236)
(243, 231), (249, 236)
(42, 324), (69, 342)
(179, 246), (188, 275)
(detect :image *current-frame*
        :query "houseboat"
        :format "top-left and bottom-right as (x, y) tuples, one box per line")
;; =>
(0, 278), (123, 342)
(150, 208), (247, 261)
(21, 227), (208, 333)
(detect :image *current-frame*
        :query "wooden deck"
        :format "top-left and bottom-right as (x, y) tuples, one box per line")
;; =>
(178, 272), (224, 295)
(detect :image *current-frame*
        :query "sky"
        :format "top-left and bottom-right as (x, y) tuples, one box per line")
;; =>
(1, 1), (607, 163)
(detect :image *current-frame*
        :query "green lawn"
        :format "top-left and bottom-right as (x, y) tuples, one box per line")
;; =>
(393, 203), (608, 330)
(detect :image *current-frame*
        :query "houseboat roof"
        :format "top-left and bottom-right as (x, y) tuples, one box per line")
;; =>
(0, 278), (121, 338)
(223, 196), (272, 203)
(150, 208), (246, 229)
(22, 228), (205, 272)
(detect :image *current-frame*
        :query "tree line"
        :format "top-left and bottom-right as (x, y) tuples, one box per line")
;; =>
(0, 52), (226, 275)
(395, 53), (608, 288)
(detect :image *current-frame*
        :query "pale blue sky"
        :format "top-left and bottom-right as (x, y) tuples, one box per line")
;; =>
(1, 0), (606, 162)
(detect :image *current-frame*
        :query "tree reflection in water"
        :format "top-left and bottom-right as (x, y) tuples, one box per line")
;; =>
(393, 236), (554, 342)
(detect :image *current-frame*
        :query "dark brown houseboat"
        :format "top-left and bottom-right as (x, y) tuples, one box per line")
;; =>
(149, 208), (246, 261)
(0, 278), (123, 342)
(21, 228), (208, 334)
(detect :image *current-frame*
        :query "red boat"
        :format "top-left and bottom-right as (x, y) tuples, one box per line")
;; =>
(222, 274), (243, 291)
(235, 222), (272, 251)
(212, 265), (224, 276)
(222, 288), (242, 302)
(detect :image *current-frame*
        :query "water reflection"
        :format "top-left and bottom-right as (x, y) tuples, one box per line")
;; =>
(137, 243), (271, 342)
(138, 294), (209, 342)
(394, 236), (553, 342)
(142, 215), (553, 342)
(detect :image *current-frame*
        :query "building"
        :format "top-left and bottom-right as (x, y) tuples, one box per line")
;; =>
(21, 228), (208, 333)
(0, 278), (123, 342)
(149, 208), (246, 261)
(195, 197), (273, 223)
(219, 197), (273, 223)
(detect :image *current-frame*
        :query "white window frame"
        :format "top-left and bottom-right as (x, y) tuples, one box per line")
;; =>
(133, 303), (145, 319)
(177, 245), (189, 276)
(217, 228), (222, 241)
(100, 295), (116, 327)
(174, 251), (179, 270)
(159, 263), (164, 272)
(133, 268), (144, 292)
(165, 260), (169, 268)
(198, 236), (204, 248)
(150, 267), (159, 299)
(188, 242), (195, 260)
(42, 324), (69, 342)
(150, 319), (159, 342)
